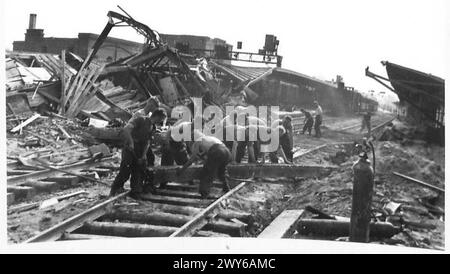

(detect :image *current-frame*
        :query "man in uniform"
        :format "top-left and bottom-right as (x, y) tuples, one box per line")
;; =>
(159, 121), (191, 189)
(300, 109), (314, 135)
(133, 96), (171, 120)
(313, 101), (323, 138)
(360, 111), (372, 136)
(177, 130), (231, 198)
(109, 109), (167, 198)
(280, 116), (294, 163)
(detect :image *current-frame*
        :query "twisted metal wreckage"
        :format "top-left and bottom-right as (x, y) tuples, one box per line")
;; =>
(6, 9), (228, 125)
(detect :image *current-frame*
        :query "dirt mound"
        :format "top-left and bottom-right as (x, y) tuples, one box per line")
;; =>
(376, 141), (444, 187)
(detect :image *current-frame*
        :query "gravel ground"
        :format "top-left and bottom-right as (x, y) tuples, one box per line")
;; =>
(8, 113), (443, 250)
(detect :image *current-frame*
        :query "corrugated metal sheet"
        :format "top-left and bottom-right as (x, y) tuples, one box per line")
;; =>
(273, 68), (338, 89)
(210, 61), (273, 82)
(6, 52), (78, 80)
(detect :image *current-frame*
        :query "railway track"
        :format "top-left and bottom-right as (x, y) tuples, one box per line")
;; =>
(289, 113), (393, 134)
(21, 164), (334, 243)
(292, 115), (396, 159)
(7, 155), (118, 206)
(24, 182), (250, 242)
(16, 115), (396, 243)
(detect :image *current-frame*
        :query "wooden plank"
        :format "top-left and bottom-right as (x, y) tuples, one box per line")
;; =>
(293, 144), (327, 159)
(67, 66), (105, 117)
(60, 233), (126, 241)
(42, 176), (80, 187)
(258, 209), (304, 238)
(7, 170), (34, 176)
(60, 50), (66, 115)
(56, 124), (77, 145)
(153, 189), (221, 200)
(296, 219), (400, 238)
(8, 190), (87, 214)
(139, 193), (211, 207)
(66, 66), (90, 103)
(393, 172), (444, 193)
(31, 160), (110, 187)
(149, 164), (336, 184)
(203, 219), (246, 237)
(160, 182), (198, 192)
(10, 113), (41, 133)
(170, 182), (247, 237)
(75, 221), (177, 237)
(73, 222), (230, 238)
(102, 210), (244, 236)
(64, 54), (93, 110)
(102, 211), (192, 227)
(218, 210), (253, 224)
(22, 130), (57, 146)
(7, 186), (37, 200)
(195, 231), (231, 237)
(7, 193), (15, 206)
(66, 67), (99, 116)
(31, 82), (43, 100)
(22, 180), (60, 193)
(147, 203), (201, 216)
(36, 88), (60, 104)
(7, 156), (115, 185)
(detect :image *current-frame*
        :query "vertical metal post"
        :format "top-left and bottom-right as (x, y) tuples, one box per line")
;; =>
(60, 50), (66, 115)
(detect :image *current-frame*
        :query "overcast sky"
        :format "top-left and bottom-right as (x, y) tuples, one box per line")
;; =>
(2, 0), (449, 103)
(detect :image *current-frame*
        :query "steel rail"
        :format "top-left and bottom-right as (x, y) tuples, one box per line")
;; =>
(169, 182), (247, 237)
(8, 156), (116, 186)
(25, 191), (129, 243)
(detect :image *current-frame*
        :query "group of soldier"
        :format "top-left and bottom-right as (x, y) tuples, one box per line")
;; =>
(108, 97), (303, 200)
(299, 101), (323, 138)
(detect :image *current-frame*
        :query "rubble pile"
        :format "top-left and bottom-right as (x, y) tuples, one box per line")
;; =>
(6, 113), (109, 162)
(283, 138), (444, 250)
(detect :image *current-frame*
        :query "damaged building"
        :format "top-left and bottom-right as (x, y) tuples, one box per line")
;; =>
(4, 8), (445, 250)
(13, 14), (144, 63)
(366, 62), (445, 144)
(209, 61), (378, 115)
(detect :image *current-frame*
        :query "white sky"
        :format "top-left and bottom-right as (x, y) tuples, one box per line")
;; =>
(2, 0), (449, 103)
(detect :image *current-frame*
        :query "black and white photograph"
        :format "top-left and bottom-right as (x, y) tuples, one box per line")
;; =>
(1, 0), (447, 254)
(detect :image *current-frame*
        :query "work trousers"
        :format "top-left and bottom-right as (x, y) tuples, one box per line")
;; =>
(160, 141), (189, 188)
(303, 118), (314, 135)
(199, 143), (232, 197)
(280, 134), (293, 162)
(161, 141), (189, 166)
(235, 141), (257, 163)
(111, 144), (155, 194)
(314, 115), (322, 137)
(360, 120), (371, 135)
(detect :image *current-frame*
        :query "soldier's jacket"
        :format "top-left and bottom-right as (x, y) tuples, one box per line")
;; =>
(123, 116), (155, 146)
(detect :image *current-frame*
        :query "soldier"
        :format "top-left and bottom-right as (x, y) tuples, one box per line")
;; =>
(360, 111), (372, 136)
(177, 130), (231, 198)
(270, 116), (294, 163)
(133, 96), (171, 121)
(281, 116), (294, 162)
(159, 121), (191, 189)
(224, 124), (256, 164)
(313, 101), (323, 138)
(109, 109), (167, 199)
(300, 109), (314, 135)
(267, 125), (293, 164)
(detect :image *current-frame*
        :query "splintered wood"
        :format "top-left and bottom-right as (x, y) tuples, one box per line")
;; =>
(63, 64), (105, 117)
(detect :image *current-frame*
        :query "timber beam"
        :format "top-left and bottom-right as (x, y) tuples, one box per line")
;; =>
(149, 164), (336, 184)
